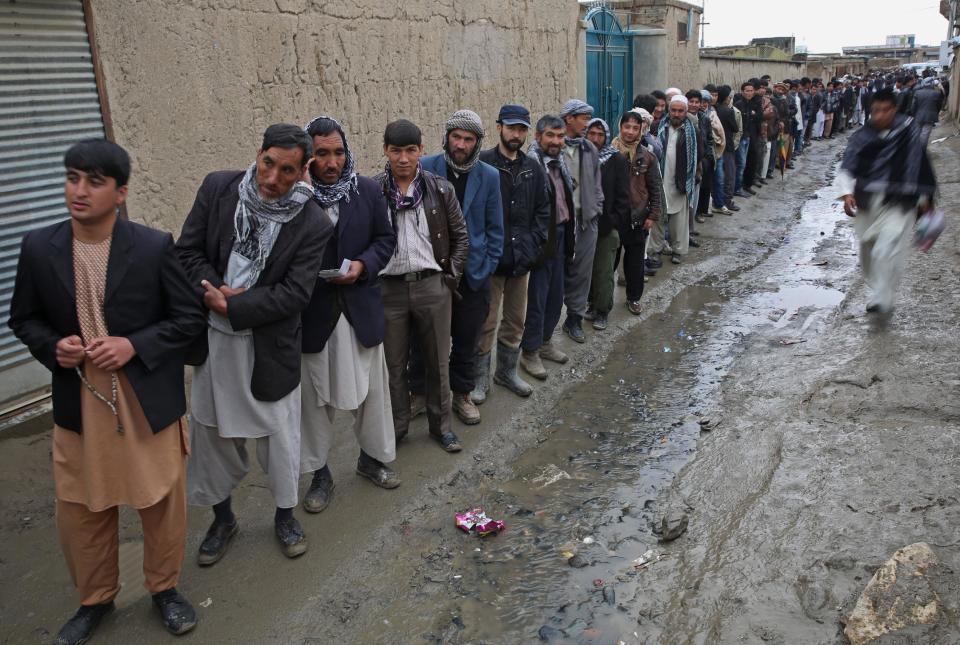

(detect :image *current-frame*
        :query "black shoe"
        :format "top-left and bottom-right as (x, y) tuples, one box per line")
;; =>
(671, 254), (682, 265)
(275, 516), (308, 558)
(616, 276), (627, 286)
(646, 257), (663, 269)
(688, 238), (701, 248)
(54, 602), (114, 645)
(431, 431), (462, 452)
(592, 314), (608, 331)
(302, 470), (335, 513)
(152, 588), (197, 636)
(728, 203), (741, 212)
(745, 187), (757, 195)
(582, 308), (596, 321)
(563, 319), (585, 343)
(766, 173), (774, 179)
(197, 519), (239, 566)
(644, 267), (657, 277)
(758, 178), (767, 185)
(356, 455), (401, 489)
(734, 190), (750, 198)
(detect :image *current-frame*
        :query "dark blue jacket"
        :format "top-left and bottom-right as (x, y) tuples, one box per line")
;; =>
(421, 154), (504, 290)
(301, 176), (396, 352)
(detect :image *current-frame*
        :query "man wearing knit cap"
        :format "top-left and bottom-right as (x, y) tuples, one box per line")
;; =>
(558, 98), (603, 343)
(416, 110), (504, 425)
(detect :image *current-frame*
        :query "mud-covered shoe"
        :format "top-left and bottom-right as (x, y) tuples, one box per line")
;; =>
(627, 301), (642, 315)
(197, 519), (238, 566)
(470, 352), (492, 405)
(275, 516), (308, 558)
(152, 588), (197, 636)
(453, 393), (481, 425)
(302, 469), (334, 513)
(592, 314), (608, 331)
(520, 350), (547, 380)
(53, 602), (114, 645)
(493, 343), (533, 397)
(356, 454), (400, 489)
(431, 431), (462, 453)
(539, 341), (568, 365)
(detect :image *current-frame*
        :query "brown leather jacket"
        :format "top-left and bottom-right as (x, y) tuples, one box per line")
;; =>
(628, 146), (663, 224)
(374, 168), (469, 293)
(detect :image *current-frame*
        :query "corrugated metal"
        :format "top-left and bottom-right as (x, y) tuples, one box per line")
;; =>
(0, 0), (105, 381)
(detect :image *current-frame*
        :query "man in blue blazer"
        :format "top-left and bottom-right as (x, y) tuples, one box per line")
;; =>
(413, 109), (504, 425)
(299, 115), (398, 514)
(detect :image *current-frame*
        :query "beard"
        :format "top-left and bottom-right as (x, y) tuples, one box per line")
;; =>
(543, 144), (562, 157)
(501, 136), (523, 152)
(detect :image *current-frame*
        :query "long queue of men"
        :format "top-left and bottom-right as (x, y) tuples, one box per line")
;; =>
(7, 64), (941, 643)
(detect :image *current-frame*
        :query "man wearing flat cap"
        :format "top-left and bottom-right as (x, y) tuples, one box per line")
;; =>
(558, 99), (603, 344)
(471, 104), (551, 411)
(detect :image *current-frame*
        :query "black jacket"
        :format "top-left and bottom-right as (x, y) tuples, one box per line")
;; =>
(715, 104), (739, 149)
(478, 146), (551, 277)
(176, 170), (334, 402)
(912, 87), (943, 125)
(301, 176), (396, 353)
(735, 94), (762, 139)
(9, 218), (206, 434)
(597, 152), (631, 238)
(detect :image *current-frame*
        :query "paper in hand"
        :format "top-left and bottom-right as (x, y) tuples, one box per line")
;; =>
(318, 258), (352, 279)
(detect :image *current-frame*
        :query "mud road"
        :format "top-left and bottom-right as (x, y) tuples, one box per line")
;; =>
(1, 125), (957, 644)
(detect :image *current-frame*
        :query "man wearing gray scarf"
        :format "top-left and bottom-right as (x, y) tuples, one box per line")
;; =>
(414, 110), (503, 425)
(176, 124), (334, 564)
(558, 99), (604, 343)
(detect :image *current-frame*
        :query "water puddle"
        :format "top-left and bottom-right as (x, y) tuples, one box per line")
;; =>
(361, 169), (856, 643)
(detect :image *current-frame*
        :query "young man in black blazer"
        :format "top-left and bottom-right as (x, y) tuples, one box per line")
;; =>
(299, 115), (398, 514)
(176, 124), (334, 564)
(9, 139), (205, 644)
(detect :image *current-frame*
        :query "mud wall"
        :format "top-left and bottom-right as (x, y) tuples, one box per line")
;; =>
(698, 55), (807, 89)
(86, 0), (582, 232)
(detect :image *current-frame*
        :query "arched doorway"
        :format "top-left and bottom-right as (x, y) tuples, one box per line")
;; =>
(586, 7), (633, 136)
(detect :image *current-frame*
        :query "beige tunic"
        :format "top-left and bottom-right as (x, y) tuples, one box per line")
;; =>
(53, 236), (187, 512)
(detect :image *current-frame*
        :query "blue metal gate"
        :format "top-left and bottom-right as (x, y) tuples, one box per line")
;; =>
(586, 7), (633, 136)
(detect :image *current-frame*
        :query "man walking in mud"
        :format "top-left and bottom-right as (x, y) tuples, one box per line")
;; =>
(837, 87), (937, 314)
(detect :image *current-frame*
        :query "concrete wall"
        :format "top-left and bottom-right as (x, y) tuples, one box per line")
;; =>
(698, 55), (807, 89)
(87, 0), (582, 233)
(631, 30), (668, 95)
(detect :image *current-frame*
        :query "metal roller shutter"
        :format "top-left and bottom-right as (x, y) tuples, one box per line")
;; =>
(0, 0), (106, 406)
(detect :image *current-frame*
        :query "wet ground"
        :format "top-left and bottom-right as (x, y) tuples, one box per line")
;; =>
(2, 126), (958, 644)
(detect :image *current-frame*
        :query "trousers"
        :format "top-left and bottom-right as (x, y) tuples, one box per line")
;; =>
(521, 225), (566, 352)
(477, 273), (529, 354)
(589, 229), (620, 315)
(57, 464), (186, 606)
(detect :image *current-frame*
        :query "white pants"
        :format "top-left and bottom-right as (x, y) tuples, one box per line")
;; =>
(667, 201), (690, 256)
(813, 110), (825, 138)
(854, 196), (915, 311)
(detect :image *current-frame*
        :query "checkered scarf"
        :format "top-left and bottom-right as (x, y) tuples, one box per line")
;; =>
(303, 115), (359, 208)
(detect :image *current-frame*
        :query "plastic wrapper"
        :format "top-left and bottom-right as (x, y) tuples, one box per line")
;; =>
(455, 508), (505, 537)
(915, 209), (946, 252)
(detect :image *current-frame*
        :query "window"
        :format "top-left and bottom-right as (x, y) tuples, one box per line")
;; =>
(678, 21), (687, 42)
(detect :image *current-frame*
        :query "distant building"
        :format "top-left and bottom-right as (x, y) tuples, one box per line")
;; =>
(749, 36), (796, 55)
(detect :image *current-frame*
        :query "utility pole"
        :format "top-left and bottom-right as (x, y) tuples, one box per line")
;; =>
(699, 0), (708, 48)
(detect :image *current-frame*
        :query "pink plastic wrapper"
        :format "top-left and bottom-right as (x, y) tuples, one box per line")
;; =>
(915, 209), (946, 252)
(455, 508), (505, 537)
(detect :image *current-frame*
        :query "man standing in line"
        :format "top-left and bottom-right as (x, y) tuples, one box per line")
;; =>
(10, 139), (205, 644)
(177, 124), (334, 563)
(912, 77), (944, 147)
(298, 115), (398, 514)
(520, 115), (576, 380)
(558, 99), (604, 344)
(714, 85), (740, 213)
(376, 120), (470, 451)
(618, 110), (662, 315)
(657, 95), (698, 265)
(416, 110), (503, 425)
(838, 87), (937, 314)
(472, 105), (550, 408)
(584, 117), (630, 331)
(735, 80), (761, 197)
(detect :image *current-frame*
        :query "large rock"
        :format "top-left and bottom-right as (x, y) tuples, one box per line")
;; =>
(844, 542), (941, 645)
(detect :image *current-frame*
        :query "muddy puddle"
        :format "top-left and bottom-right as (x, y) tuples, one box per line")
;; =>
(356, 172), (858, 644)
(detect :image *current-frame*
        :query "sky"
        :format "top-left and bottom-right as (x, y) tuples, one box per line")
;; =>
(698, 0), (949, 53)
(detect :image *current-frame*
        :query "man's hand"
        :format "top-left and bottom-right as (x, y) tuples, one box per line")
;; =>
(86, 337), (136, 371)
(202, 279), (228, 316)
(55, 335), (86, 369)
(218, 285), (247, 298)
(301, 158), (315, 183)
(328, 260), (366, 285)
(841, 194), (857, 217)
(919, 200), (935, 216)
(643, 218), (654, 231)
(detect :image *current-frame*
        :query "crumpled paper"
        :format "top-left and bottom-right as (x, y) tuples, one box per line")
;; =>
(455, 508), (505, 537)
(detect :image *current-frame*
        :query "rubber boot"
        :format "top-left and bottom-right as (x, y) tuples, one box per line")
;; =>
(493, 342), (533, 397)
(470, 351), (491, 405)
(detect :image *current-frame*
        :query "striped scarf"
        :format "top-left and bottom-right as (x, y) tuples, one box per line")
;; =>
(657, 118), (698, 197)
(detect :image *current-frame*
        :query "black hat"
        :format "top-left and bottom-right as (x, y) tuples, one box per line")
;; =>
(497, 104), (531, 128)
